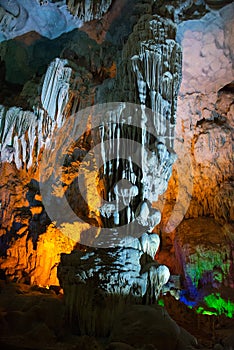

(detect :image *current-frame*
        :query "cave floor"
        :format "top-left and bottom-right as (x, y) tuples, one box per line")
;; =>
(0, 281), (233, 350)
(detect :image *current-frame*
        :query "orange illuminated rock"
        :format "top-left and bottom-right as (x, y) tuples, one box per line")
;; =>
(0, 223), (75, 286)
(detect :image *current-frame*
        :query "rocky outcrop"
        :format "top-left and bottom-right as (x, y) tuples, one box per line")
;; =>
(0, 162), (75, 286)
(0, 58), (80, 285)
(0, 283), (65, 349)
(177, 3), (234, 95)
(58, 233), (170, 336)
(109, 304), (198, 350)
(163, 89), (234, 229)
(3, 282), (233, 350)
(0, 47), (117, 283)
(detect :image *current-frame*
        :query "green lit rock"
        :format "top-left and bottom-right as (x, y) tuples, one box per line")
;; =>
(175, 218), (234, 293)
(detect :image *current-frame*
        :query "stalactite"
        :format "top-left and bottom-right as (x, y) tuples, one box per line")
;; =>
(0, 107), (37, 169)
(66, 0), (112, 21)
(41, 58), (72, 126)
(125, 15), (182, 148)
(0, 58), (74, 170)
(97, 15), (181, 235)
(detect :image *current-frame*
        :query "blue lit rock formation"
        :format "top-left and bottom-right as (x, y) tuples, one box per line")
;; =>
(0, 0), (83, 42)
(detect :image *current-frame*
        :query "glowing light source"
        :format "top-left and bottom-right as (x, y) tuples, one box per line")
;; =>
(158, 299), (165, 307)
(202, 293), (234, 318)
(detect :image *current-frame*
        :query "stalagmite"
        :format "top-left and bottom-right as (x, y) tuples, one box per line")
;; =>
(140, 232), (160, 259)
(58, 231), (170, 336)
(58, 9), (183, 338)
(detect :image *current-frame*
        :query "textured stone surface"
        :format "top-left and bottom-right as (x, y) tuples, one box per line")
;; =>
(57, 233), (170, 335)
(175, 218), (234, 294)
(0, 0), (232, 290)
(177, 3), (234, 94)
(109, 304), (198, 350)
(92, 12), (182, 236)
(0, 58), (71, 169)
(0, 283), (64, 347)
(0, 282), (108, 350)
(0, 0), (83, 42)
(0, 1), (233, 291)
(66, 0), (112, 21)
(98, 11), (182, 130)
(0, 52), (110, 284)
(0, 162), (75, 286)
(154, 88), (233, 267)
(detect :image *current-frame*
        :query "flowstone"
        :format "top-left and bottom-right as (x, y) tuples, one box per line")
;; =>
(58, 232), (170, 336)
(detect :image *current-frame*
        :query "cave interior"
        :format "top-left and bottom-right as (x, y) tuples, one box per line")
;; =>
(0, 0), (234, 349)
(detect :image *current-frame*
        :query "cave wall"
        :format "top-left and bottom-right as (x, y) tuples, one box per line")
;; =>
(156, 3), (234, 292)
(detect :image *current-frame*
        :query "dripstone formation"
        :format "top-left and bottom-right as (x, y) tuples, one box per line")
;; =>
(0, 1), (233, 348)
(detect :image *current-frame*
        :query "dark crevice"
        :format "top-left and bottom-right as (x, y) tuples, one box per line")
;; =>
(218, 81), (234, 94)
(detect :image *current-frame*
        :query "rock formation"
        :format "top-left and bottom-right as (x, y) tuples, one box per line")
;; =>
(0, 57), (79, 285)
(0, 0), (83, 42)
(66, 0), (112, 21)
(52, 5), (184, 334)
(109, 304), (198, 350)
(58, 233), (170, 336)
(0, 0), (233, 347)
(175, 218), (234, 295)
(156, 3), (234, 293)
(0, 58), (72, 170)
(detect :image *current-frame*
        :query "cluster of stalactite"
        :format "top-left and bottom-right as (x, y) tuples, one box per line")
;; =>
(95, 12), (182, 240)
(66, 0), (112, 20)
